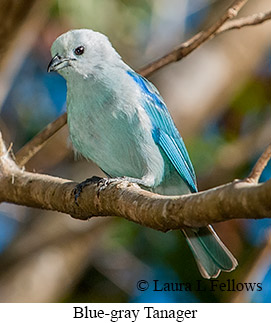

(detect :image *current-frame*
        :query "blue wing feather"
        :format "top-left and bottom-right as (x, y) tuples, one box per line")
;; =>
(127, 70), (197, 193)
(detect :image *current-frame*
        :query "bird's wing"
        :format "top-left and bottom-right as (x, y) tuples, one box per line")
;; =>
(127, 70), (197, 193)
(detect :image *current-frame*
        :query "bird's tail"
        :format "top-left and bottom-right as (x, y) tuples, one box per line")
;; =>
(182, 226), (238, 279)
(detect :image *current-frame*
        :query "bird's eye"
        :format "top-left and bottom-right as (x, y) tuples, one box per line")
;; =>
(74, 46), (85, 56)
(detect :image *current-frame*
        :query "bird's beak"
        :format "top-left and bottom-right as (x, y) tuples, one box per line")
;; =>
(47, 54), (72, 72)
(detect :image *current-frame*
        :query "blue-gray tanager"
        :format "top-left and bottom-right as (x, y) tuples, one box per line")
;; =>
(48, 29), (237, 278)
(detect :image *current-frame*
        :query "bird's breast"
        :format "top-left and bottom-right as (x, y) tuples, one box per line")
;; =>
(66, 83), (165, 185)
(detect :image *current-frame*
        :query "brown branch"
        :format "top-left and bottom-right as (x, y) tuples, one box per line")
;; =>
(246, 143), (271, 183)
(217, 10), (271, 34)
(138, 0), (248, 76)
(138, 7), (271, 77)
(2, 137), (271, 231)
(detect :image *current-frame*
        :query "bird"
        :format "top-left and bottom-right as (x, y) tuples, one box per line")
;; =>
(48, 29), (237, 278)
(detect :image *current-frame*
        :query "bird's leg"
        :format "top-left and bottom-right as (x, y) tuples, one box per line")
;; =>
(119, 176), (155, 189)
(73, 176), (102, 205)
(119, 176), (151, 188)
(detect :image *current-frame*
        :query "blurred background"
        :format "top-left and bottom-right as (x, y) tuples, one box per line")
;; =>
(0, 0), (270, 303)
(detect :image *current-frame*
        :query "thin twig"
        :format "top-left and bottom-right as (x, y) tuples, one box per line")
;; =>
(246, 144), (271, 183)
(138, 0), (248, 76)
(217, 10), (271, 34)
(139, 5), (271, 77)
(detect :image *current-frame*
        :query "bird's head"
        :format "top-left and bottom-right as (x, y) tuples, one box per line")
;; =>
(48, 29), (121, 79)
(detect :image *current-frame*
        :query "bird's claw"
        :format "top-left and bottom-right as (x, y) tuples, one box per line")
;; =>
(73, 176), (102, 205)
(73, 176), (122, 205)
(96, 177), (123, 195)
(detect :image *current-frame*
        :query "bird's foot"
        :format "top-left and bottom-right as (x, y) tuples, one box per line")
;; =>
(73, 176), (102, 205)
(96, 177), (123, 193)
(73, 176), (142, 205)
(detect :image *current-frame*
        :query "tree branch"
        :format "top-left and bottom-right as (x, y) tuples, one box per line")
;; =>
(217, 9), (271, 34)
(137, 4), (271, 77)
(2, 135), (271, 232)
(246, 144), (271, 183)
(138, 0), (248, 77)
